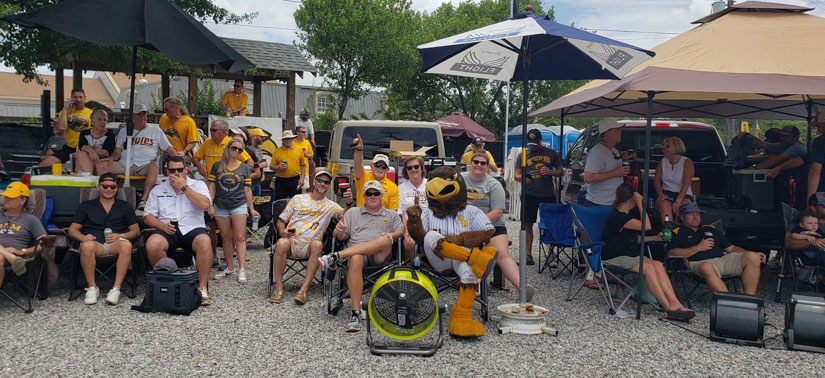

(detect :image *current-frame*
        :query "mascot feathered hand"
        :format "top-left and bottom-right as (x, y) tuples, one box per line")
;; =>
(406, 166), (497, 338)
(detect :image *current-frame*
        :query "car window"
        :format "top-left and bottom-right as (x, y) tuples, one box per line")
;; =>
(578, 127), (601, 162)
(566, 134), (585, 164)
(618, 129), (724, 162)
(338, 126), (439, 160)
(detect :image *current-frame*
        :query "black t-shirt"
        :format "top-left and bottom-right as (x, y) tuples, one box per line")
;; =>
(73, 198), (139, 241)
(515, 146), (561, 196)
(669, 224), (731, 261)
(601, 209), (639, 260)
(77, 129), (117, 155)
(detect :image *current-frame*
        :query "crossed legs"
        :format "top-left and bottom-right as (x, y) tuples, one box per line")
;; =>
(630, 259), (686, 312)
(336, 236), (393, 312)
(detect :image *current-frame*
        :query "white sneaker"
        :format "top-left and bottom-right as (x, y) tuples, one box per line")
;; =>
(319, 253), (337, 271)
(215, 269), (235, 279)
(237, 269), (247, 283)
(84, 286), (99, 305)
(105, 287), (121, 305)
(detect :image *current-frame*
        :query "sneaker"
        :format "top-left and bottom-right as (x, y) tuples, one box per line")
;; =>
(136, 200), (146, 211)
(293, 290), (308, 305)
(105, 287), (121, 305)
(318, 253), (338, 271)
(526, 255), (535, 266)
(215, 269), (235, 279)
(218, 261), (227, 271)
(84, 286), (99, 305)
(345, 313), (362, 332)
(211, 258), (219, 268)
(199, 287), (212, 306)
(237, 268), (247, 283)
(269, 289), (283, 304)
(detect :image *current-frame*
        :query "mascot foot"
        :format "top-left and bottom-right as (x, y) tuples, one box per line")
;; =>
(448, 284), (485, 338)
(448, 306), (485, 337)
(468, 247), (498, 279)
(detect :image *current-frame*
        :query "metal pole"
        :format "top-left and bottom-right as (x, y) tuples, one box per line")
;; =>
(505, 83), (510, 169)
(636, 91), (655, 320)
(125, 46), (138, 188)
(559, 109), (565, 201)
(805, 98), (813, 151)
(519, 39), (530, 305)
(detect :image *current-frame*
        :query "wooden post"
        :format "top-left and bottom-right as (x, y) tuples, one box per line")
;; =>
(187, 72), (198, 115)
(253, 78), (262, 117)
(286, 72), (296, 131)
(161, 74), (170, 102)
(72, 66), (82, 90)
(55, 68), (64, 116)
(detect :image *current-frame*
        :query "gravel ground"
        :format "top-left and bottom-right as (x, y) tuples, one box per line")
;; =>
(2, 219), (824, 377)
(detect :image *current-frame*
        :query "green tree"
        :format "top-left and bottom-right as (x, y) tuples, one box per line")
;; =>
(294, 0), (420, 119)
(0, 0), (256, 85)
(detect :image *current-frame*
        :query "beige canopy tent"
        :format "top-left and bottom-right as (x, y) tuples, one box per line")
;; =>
(530, 1), (825, 122)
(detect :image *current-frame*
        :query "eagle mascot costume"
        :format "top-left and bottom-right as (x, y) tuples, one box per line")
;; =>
(406, 166), (498, 337)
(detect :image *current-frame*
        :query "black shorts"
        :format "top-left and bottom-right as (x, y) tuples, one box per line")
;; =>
(493, 226), (507, 237)
(273, 176), (300, 201)
(53, 145), (75, 163)
(524, 195), (556, 224)
(150, 227), (209, 257)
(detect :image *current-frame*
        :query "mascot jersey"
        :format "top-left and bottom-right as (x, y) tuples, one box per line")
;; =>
(420, 204), (493, 285)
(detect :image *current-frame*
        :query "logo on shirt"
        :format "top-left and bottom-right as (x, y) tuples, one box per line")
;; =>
(457, 215), (468, 228)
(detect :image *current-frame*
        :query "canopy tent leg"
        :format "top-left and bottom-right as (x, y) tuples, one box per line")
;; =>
(125, 45), (138, 188)
(636, 91), (656, 320)
(519, 38), (531, 306)
(559, 109), (566, 201)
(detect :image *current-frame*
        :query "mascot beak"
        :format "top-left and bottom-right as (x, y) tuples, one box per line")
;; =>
(427, 177), (460, 201)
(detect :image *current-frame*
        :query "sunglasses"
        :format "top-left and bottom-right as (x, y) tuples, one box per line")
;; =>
(374, 163), (388, 170)
(229, 146), (243, 152)
(209, 128), (221, 133)
(100, 183), (117, 190)
(233, 85), (242, 88)
(316, 178), (331, 185)
(297, 130), (306, 133)
(471, 160), (488, 166)
(168, 167), (185, 173)
(364, 191), (381, 197)
(406, 164), (420, 171)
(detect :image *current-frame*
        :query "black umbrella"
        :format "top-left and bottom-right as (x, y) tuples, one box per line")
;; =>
(4, 0), (253, 186)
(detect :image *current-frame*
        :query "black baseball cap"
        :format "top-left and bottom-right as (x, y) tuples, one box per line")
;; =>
(527, 129), (542, 145)
(471, 136), (484, 146)
(779, 126), (800, 137)
(99, 173), (118, 185)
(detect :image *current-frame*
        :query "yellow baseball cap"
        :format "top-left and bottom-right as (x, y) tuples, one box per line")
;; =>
(1, 182), (30, 198)
(248, 128), (267, 137)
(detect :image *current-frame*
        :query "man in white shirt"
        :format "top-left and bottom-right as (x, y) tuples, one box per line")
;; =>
(113, 104), (177, 209)
(143, 156), (214, 304)
(295, 109), (315, 145)
(583, 119), (633, 207)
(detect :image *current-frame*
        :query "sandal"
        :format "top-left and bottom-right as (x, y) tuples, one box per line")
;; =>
(665, 308), (695, 322)
(584, 280), (604, 290)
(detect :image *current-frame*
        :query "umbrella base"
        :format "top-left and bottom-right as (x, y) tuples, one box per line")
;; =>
(496, 303), (557, 335)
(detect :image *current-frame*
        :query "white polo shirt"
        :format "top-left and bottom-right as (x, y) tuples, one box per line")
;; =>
(144, 177), (211, 235)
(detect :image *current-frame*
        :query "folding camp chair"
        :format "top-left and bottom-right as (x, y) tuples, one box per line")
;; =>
(537, 203), (577, 278)
(66, 187), (139, 301)
(414, 243), (492, 322)
(774, 203), (823, 301)
(0, 188), (56, 312)
(246, 195), (272, 246)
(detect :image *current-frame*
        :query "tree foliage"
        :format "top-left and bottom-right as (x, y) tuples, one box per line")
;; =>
(0, 0), (256, 85)
(294, 0), (420, 119)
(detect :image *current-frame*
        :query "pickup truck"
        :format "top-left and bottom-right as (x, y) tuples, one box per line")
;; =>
(563, 120), (784, 251)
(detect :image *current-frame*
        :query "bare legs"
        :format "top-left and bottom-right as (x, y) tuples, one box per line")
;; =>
(631, 259), (686, 311)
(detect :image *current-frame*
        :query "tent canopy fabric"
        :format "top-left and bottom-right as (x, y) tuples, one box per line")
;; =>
(530, 2), (825, 120)
(436, 112), (496, 142)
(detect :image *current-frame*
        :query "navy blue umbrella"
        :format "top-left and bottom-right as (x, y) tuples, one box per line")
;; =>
(418, 10), (654, 308)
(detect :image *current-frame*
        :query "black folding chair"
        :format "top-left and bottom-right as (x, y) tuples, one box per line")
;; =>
(324, 236), (402, 316)
(0, 234), (56, 313)
(414, 243), (492, 322)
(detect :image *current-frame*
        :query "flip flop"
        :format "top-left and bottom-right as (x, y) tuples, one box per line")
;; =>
(584, 280), (604, 290)
(11, 257), (27, 276)
(665, 308), (695, 322)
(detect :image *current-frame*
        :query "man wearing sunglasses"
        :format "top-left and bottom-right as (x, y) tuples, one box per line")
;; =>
(514, 128), (563, 265)
(269, 170), (351, 305)
(293, 125), (315, 190)
(192, 120), (253, 179)
(144, 156), (215, 305)
(320, 180), (404, 332)
(220, 79), (248, 116)
(69, 173), (140, 305)
(352, 134), (399, 211)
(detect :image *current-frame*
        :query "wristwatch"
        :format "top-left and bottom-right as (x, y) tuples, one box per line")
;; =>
(181, 185), (189, 193)
(22, 247), (28, 254)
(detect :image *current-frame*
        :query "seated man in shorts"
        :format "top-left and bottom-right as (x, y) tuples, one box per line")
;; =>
(68, 173), (140, 305)
(668, 202), (766, 295)
(114, 103), (177, 209)
(0, 182), (46, 287)
(269, 170), (350, 305)
(319, 180), (403, 332)
(143, 156), (214, 304)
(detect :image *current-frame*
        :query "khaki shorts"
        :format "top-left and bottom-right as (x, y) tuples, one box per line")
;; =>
(604, 255), (650, 270)
(688, 253), (744, 278)
(114, 161), (153, 175)
(289, 236), (312, 259)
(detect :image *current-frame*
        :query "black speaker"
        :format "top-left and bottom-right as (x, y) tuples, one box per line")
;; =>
(710, 292), (765, 347)
(784, 294), (825, 353)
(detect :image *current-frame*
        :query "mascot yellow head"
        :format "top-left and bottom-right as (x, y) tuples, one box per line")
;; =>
(426, 166), (467, 218)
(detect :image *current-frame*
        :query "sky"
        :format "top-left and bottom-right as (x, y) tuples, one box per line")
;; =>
(5, 0), (825, 84)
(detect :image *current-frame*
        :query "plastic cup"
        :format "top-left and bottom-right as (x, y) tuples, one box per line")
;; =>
(51, 163), (62, 175)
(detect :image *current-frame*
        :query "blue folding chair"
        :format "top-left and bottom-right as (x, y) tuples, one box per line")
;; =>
(537, 203), (577, 279)
(567, 205), (611, 305)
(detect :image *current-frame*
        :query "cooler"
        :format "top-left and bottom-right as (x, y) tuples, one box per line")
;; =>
(30, 174), (98, 226)
(731, 169), (776, 210)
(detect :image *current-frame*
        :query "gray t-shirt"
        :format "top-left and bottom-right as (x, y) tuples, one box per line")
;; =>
(0, 211), (46, 250)
(584, 142), (623, 206)
(208, 162), (251, 210)
(342, 206), (403, 248)
(784, 141), (806, 159)
(461, 172), (506, 228)
(515, 146), (561, 197)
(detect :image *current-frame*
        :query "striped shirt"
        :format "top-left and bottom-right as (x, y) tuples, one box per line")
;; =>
(420, 204), (493, 236)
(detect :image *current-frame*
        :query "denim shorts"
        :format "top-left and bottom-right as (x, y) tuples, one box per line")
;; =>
(214, 204), (248, 217)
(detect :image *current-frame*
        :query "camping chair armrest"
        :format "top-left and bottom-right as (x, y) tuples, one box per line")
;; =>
(32, 234), (57, 262)
(47, 228), (79, 252)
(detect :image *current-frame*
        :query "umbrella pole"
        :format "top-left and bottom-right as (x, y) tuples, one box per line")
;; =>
(124, 45), (138, 188)
(636, 91), (655, 320)
(519, 47), (531, 306)
(559, 110), (565, 201)
(505, 83), (510, 170)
